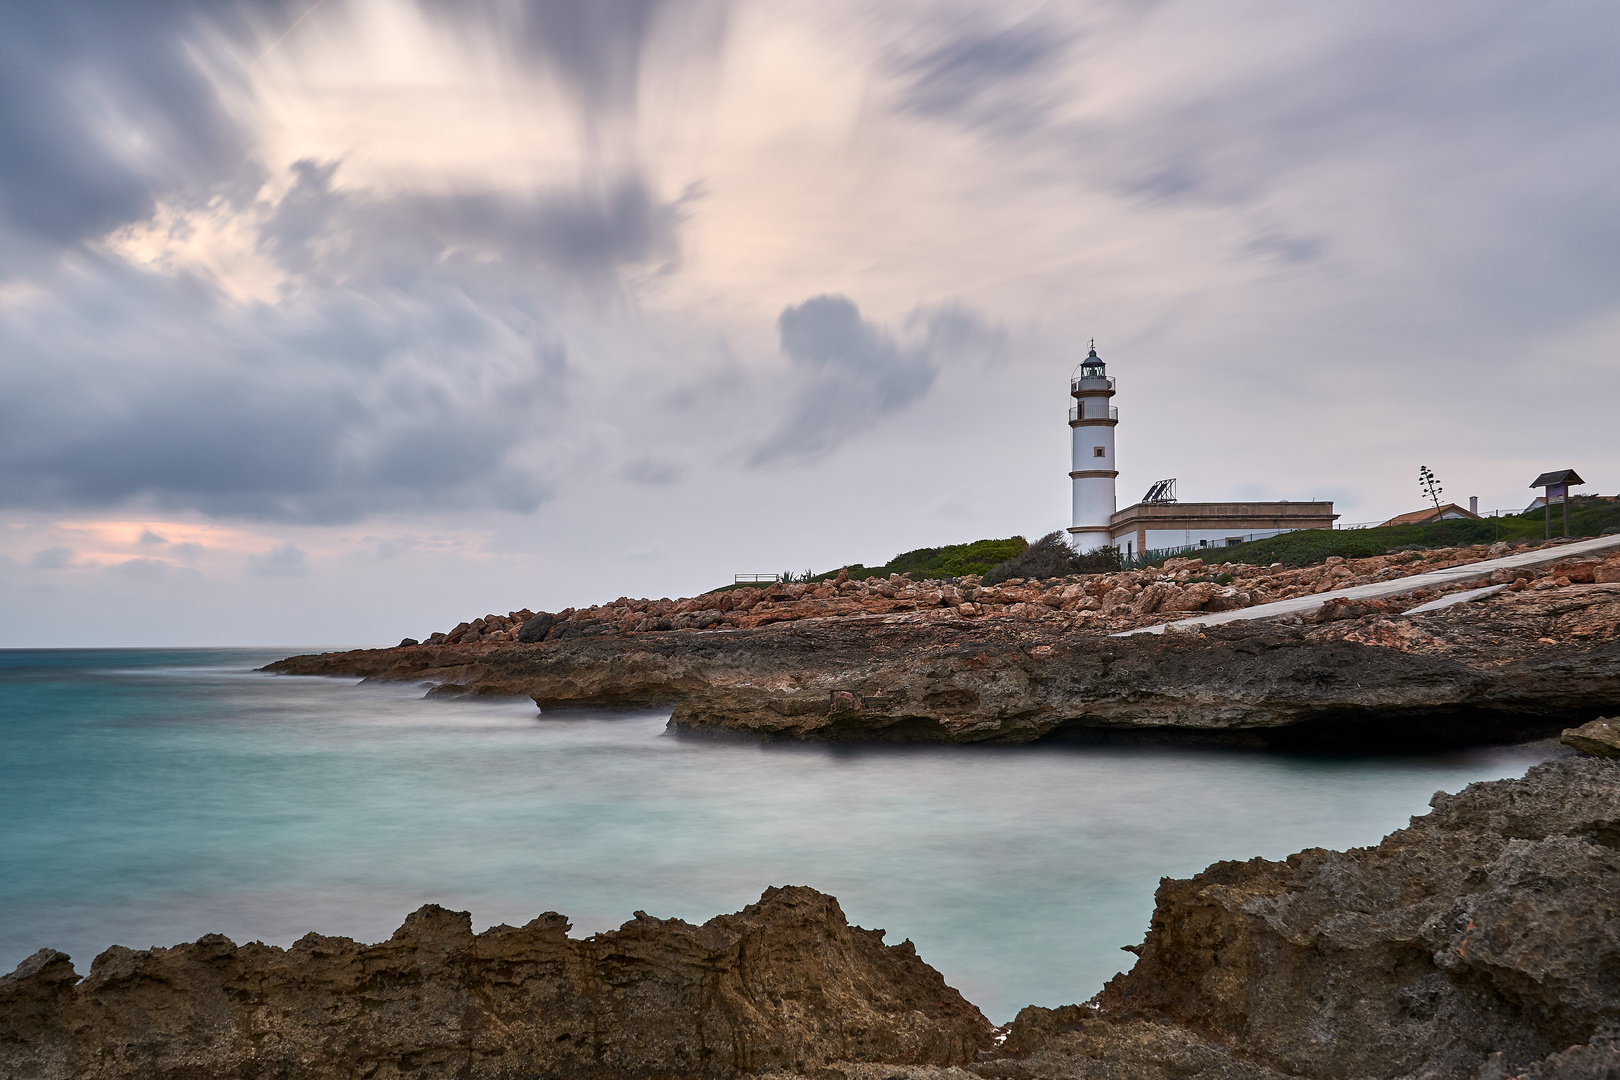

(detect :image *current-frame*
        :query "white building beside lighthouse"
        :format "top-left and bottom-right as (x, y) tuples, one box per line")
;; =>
(1066, 343), (1117, 553)
(1065, 343), (1338, 557)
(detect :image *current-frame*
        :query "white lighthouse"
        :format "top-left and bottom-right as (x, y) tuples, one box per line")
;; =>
(1066, 342), (1118, 553)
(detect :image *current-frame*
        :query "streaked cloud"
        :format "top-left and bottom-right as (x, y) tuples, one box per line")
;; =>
(2, 0), (1618, 645)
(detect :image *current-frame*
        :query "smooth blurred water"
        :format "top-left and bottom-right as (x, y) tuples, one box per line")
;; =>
(0, 648), (1559, 1021)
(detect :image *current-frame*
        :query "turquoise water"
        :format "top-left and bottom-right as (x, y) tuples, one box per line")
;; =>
(0, 648), (1558, 1021)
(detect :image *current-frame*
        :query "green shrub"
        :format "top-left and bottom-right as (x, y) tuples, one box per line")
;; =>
(982, 532), (1122, 585)
(711, 536), (1031, 591)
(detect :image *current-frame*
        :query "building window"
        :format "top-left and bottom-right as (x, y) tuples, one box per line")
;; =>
(1093, 446), (1106, 458)
(1226, 537), (1243, 547)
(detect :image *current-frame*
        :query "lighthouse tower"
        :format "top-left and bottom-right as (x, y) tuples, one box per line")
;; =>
(1066, 342), (1118, 553)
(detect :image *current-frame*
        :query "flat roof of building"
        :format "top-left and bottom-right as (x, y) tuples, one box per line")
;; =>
(1109, 501), (1337, 528)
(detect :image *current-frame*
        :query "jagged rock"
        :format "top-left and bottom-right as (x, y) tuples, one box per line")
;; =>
(1133, 583), (1172, 615)
(1090, 757), (1620, 1080)
(547, 618), (619, 642)
(0, 887), (990, 1080)
(398, 637), (419, 647)
(1316, 596), (1398, 621)
(1562, 716), (1620, 757)
(517, 611), (554, 642)
(985, 1008), (1288, 1079)
(1162, 582), (1219, 612)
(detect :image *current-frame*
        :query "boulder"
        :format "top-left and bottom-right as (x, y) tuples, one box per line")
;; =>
(1550, 559), (1600, 584)
(1100, 586), (1134, 611)
(398, 638), (419, 647)
(1203, 587), (1252, 612)
(672, 609), (725, 631)
(518, 612), (555, 642)
(1561, 716), (1620, 757)
(547, 619), (619, 641)
(1162, 582), (1219, 612)
(1316, 597), (1398, 622)
(1134, 583), (1173, 614)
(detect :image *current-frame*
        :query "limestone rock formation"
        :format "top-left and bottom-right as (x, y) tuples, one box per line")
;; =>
(1087, 756), (1620, 1080)
(1562, 716), (1620, 757)
(266, 582), (1620, 749)
(0, 886), (991, 1080)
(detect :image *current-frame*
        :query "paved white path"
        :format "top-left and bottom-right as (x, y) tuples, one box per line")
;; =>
(1115, 533), (1620, 637)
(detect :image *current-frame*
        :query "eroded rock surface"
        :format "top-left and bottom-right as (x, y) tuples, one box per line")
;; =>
(1563, 717), (1620, 758)
(1085, 755), (1620, 1080)
(0, 886), (991, 1080)
(268, 583), (1620, 748)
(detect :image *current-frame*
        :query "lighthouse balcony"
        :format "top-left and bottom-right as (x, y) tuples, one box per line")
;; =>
(1069, 405), (1119, 422)
(1070, 375), (1115, 394)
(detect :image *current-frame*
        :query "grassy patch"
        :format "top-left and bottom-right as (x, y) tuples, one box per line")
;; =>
(710, 536), (1029, 591)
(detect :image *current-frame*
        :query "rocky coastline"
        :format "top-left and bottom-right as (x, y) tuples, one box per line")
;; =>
(6, 750), (1617, 1079)
(265, 541), (1620, 750)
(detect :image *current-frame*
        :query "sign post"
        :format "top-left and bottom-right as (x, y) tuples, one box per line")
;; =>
(1529, 470), (1586, 539)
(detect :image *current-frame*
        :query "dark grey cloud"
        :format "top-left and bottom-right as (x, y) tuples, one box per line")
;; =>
(260, 160), (686, 288)
(749, 295), (998, 468)
(0, 252), (566, 523)
(0, 1), (271, 248)
(0, 0), (694, 527)
(0, 0), (718, 263)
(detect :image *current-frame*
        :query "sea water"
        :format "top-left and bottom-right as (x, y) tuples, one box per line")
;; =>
(0, 648), (1558, 1022)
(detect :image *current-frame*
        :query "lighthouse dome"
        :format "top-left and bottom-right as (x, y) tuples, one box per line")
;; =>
(1076, 342), (1106, 379)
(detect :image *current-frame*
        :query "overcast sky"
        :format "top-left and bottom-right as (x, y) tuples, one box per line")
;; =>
(2, 0), (1616, 647)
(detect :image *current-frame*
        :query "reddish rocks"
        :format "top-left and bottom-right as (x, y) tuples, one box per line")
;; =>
(1316, 596), (1398, 621)
(407, 542), (1587, 648)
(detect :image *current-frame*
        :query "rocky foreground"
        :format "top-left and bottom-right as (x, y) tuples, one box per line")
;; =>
(4, 752), (1617, 1079)
(266, 542), (1620, 749)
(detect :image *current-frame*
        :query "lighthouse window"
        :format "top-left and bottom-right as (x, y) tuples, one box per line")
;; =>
(1093, 446), (1106, 458)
